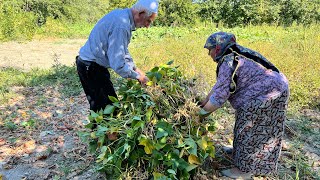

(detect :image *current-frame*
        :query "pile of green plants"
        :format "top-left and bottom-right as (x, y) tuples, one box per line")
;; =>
(80, 61), (216, 179)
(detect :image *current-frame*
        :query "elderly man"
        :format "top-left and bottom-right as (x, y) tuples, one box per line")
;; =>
(76, 0), (159, 112)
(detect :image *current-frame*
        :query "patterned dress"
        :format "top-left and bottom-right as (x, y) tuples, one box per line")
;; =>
(209, 53), (289, 175)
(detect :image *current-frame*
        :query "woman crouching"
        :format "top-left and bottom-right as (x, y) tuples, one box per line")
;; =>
(200, 32), (289, 179)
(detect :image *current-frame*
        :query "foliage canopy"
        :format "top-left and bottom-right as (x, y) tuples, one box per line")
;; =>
(1, 0), (319, 40)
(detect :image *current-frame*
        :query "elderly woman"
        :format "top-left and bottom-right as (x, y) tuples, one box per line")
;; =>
(200, 32), (289, 178)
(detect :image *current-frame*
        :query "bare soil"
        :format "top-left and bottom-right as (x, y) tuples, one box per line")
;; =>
(0, 39), (86, 70)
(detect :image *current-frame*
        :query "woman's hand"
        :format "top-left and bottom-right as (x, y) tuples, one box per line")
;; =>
(199, 100), (219, 118)
(203, 100), (219, 112)
(200, 97), (209, 108)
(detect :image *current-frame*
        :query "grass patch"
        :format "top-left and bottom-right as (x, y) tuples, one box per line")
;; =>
(129, 24), (320, 110)
(0, 62), (82, 104)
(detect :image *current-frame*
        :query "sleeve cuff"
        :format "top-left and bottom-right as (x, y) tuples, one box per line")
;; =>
(209, 96), (222, 107)
(135, 73), (141, 80)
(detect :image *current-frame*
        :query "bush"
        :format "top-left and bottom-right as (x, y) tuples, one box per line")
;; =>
(0, 2), (37, 41)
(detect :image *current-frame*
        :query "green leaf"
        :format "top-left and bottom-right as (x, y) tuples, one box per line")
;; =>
(150, 67), (159, 72)
(96, 126), (108, 137)
(177, 158), (189, 170)
(207, 125), (215, 132)
(96, 115), (103, 123)
(167, 60), (174, 65)
(152, 76), (158, 83)
(180, 169), (190, 180)
(153, 172), (170, 180)
(185, 137), (197, 155)
(113, 102), (121, 108)
(102, 155), (114, 165)
(78, 131), (90, 142)
(97, 135), (105, 148)
(146, 108), (153, 121)
(85, 122), (93, 129)
(154, 142), (166, 150)
(108, 96), (118, 102)
(167, 169), (176, 175)
(196, 138), (208, 150)
(156, 121), (174, 136)
(207, 146), (215, 158)
(188, 154), (201, 165)
(134, 121), (145, 130)
(160, 136), (167, 144)
(146, 81), (153, 86)
(90, 111), (99, 118)
(103, 105), (115, 115)
(133, 116), (141, 121)
(155, 72), (162, 81)
(159, 69), (166, 76)
(89, 140), (98, 153)
(139, 138), (154, 154)
(185, 164), (198, 172)
(20, 121), (28, 127)
(156, 128), (168, 139)
(125, 129), (134, 139)
(121, 143), (131, 158)
(152, 150), (164, 161)
(128, 148), (145, 162)
(96, 146), (108, 162)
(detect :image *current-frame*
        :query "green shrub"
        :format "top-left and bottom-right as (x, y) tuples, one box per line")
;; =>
(0, 3), (36, 41)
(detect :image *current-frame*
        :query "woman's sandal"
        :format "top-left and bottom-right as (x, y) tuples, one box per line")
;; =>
(221, 167), (253, 180)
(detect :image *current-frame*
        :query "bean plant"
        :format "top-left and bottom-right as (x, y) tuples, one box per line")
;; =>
(80, 61), (216, 179)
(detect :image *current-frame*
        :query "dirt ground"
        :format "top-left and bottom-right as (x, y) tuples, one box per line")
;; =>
(0, 39), (319, 180)
(0, 39), (104, 180)
(0, 39), (86, 70)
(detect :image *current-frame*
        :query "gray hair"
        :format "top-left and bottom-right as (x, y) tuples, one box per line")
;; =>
(132, 4), (154, 17)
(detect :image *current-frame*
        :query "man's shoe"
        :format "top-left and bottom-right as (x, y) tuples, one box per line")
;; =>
(222, 145), (233, 155)
(221, 167), (252, 180)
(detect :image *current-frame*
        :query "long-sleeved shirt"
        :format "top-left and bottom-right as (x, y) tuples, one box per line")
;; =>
(210, 54), (289, 110)
(79, 8), (139, 79)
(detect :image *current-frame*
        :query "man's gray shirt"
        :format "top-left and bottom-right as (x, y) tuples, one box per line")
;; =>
(79, 8), (139, 79)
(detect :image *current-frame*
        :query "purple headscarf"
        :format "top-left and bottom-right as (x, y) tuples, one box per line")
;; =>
(204, 31), (279, 83)
(204, 32), (236, 62)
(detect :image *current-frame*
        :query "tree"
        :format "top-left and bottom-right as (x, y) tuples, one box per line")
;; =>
(156, 0), (199, 26)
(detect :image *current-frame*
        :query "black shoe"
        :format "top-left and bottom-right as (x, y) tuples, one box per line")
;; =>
(222, 145), (233, 155)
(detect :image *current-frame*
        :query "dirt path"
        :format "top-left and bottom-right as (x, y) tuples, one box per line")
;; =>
(0, 39), (86, 70)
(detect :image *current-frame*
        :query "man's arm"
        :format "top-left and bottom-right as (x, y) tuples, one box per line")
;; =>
(107, 28), (139, 79)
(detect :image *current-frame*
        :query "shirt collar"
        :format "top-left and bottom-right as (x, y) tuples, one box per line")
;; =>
(127, 8), (136, 31)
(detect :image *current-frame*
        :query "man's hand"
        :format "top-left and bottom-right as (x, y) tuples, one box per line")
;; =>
(135, 68), (149, 85)
(138, 75), (149, 85)
(135, 68), (145, 76)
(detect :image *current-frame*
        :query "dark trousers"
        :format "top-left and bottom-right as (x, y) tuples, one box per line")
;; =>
(76, 56), (117, 112)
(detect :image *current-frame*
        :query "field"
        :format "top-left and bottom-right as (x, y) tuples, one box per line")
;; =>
(0, 25), (319, 179)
